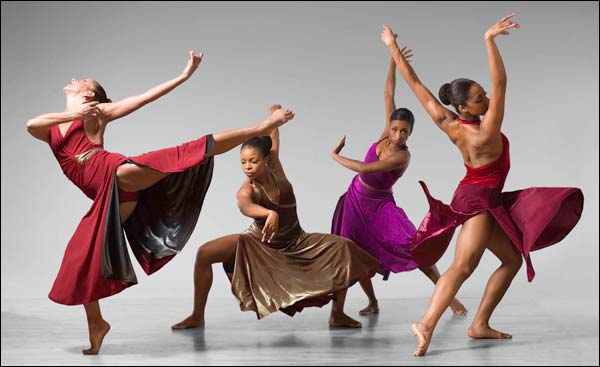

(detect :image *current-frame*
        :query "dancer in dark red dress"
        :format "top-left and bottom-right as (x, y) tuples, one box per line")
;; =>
(26, 51), (295, 354)
(381, 15), (583, 356)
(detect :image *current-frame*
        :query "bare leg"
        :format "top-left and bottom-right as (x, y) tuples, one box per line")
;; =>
(116, 164), (170, 193)
(411, 212), (495, 356)
(82, 301), (110, 355)
(468, 222), (523, 339)
(419, 265), (468, 316)
(358, 277), (379, 316)
(172, 234), (239, 329)
(114, 107), (295, 193)
(81, 202), (137, 355)
(329, 288), (362, 328)
(209, 107), (294, 157)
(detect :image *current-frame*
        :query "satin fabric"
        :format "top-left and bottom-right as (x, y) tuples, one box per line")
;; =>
(411, 131), (584, 281)
(47, 120), (214, 305)
(332, 141), (419, 280)
(225, 170), (380, 319)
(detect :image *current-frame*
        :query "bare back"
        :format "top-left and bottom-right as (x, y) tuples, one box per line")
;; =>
(445, 120), (504, 168)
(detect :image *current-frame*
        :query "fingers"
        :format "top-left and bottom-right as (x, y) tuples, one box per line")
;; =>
(500, 13), (516, 22)
(269, 231), (276, 243)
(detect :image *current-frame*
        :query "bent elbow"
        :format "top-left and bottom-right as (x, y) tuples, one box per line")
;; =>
(26, 119), (38, 134)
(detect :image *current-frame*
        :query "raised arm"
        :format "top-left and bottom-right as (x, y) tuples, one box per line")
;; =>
(331, 136), (409, 174)
(98, 51), (203, 123)
(26, 101), (99, 142)
(479, 14), (519, 140)
(379, 51), (412, 140)
(381, 25), (456, 132)
(266, 105), (286, 177)
(237, 184), (279, 243)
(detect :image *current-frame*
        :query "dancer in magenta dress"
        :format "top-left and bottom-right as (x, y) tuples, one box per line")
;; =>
(381, 16), (583, 357)
(27, 51), (295, 354)
(331, 56), (467, 317)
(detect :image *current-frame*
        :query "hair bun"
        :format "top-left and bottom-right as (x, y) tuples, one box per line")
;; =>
(438, 83), (452, 105)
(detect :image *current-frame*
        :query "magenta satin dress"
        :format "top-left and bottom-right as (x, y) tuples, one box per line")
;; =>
(332, 140), (419, 280)
(411, 120), (584, 281)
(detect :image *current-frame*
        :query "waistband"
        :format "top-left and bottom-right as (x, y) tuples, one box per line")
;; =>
(357, 175), (393, 193)
(74, 147), (102, 163)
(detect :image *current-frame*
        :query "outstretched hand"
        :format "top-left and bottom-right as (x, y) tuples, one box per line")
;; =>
(381, 25), (398, 46)
(182, 50), (203, 79)
(485, 13), (520, 40)
(332, 135), (346, 156)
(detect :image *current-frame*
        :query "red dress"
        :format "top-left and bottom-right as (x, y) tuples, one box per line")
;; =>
(47, 120), (214, 305)
(411, 120), (584, 281)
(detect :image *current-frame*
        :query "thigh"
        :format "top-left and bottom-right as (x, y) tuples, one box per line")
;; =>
(116, 163), (169, 192)
(453, 211), (496, 269)
(198, 234), (240, 264)
(486, 222), (522, 264)
(119, 201), (138, 223)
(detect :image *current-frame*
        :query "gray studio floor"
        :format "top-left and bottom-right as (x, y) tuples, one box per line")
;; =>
(1, 297), (598, 366)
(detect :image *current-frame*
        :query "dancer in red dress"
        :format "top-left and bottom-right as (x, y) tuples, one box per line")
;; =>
(26, 51), (295, 354)
(381, 15), (583, 356)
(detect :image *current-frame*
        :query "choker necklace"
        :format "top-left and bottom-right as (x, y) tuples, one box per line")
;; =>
(457, 117), (481, 125)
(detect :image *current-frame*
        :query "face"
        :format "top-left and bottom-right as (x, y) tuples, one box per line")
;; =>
(240, 146), (269, 179)
(63, 78), (96, 100)
(388, 120), (412, 146)
(460, 83), (489, 116)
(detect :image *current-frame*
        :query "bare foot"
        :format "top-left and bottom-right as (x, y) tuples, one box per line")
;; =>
(329, 312), (362, 328)
(411, 322), (433, 357)
(449, 298), (468, 316)
(260, 106), (295, 133)
(171, 315), (205, 330)
(268, 104), (282, 114)
(468, 324), (512, 339)
(82, 320), (110, 355)
(359, 303), (379, 316)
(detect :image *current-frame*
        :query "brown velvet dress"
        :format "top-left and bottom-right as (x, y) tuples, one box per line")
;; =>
(225, 170), (380, 319)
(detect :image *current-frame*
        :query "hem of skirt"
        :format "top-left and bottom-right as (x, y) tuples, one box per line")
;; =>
(48, 281), (133, 306)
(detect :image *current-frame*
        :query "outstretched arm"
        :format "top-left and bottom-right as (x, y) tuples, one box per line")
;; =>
(381, 25), (456, 132)
(266, 105), (286, 177)
(237, 184), (279, 243)
(98, 51), (203, 123)
(331, 136), (409, 174)
(379, 51), (412, 140)
(26, 101), (99, 142)
(480, 14), (519, 140)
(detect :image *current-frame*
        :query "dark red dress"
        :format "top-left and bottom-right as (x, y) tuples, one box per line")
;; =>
(411, 120), (584, 281)
(47, 120), (214, 305)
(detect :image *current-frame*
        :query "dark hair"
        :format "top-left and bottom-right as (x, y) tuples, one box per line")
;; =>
(92, 80), (112, 103)
(390, 108), (415, 132)
(438, 78), (475, 112)
(241, 136), (272, 157)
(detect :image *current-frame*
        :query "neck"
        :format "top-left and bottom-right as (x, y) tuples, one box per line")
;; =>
(251, 168), (273, 186)
(457, 116), (481, 125)
(65, 95), (82, 112)
(387, 139), (407, 151)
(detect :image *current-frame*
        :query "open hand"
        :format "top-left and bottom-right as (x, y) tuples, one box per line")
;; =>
(485, 13), (520, 40)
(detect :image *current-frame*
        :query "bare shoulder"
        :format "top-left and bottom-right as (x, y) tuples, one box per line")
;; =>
(238, 180), (259, 202)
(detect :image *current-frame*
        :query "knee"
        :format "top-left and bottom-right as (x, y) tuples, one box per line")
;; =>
(504, 252), (523, 272)
(116, 170), (135, 192)
(450, 261), (478, 280)
(195, 244), (211, 265)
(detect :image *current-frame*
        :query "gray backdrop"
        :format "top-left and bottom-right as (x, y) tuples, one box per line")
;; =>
(2, 2), (598, 309)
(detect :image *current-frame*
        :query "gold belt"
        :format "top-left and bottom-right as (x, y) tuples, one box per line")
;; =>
(358, 175), (392, 193)
(74, 147), (101, 163)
